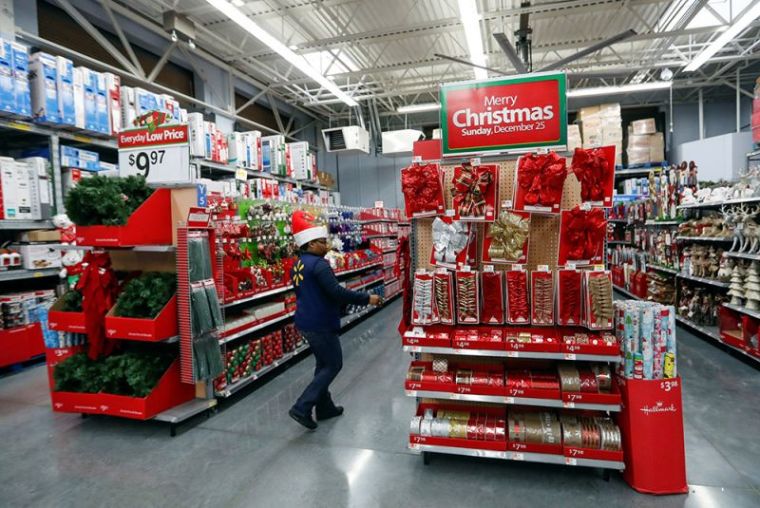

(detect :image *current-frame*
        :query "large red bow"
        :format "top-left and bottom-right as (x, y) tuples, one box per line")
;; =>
(401, 163), (444, 215)
(563, 207), (607, 261)
(75, 251), (120, 360)
(452, 164), (493, 217)
(518, 152), (567, 207)
(571, 148), (610, 202)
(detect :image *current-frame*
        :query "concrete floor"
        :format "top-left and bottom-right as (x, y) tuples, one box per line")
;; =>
(1, 298), (760, 507)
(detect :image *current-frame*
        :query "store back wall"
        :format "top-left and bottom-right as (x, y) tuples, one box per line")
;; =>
(321, 152), (409, 209)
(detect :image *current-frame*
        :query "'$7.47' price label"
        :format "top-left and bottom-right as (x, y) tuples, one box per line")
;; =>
(127, 149), (166, 178)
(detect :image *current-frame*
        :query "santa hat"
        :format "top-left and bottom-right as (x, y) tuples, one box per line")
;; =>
(292, 210), (328, 247)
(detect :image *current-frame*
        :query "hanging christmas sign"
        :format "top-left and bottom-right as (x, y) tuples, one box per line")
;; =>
(440, 72), (567, 156)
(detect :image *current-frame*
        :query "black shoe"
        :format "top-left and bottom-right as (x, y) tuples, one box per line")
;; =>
(316, 406), (344, 421)
(289, 408), (317, 430)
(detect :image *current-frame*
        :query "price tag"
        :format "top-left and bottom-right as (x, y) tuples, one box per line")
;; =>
(593, 265), (606, 271)
(537, 264), (550, 272)
(461, 265), (471, 272)
(470, 157), (481, 166)
(411, 326), (426, 338)
(118, 125), (192, 184)
(563, 401), (576, 408)
(564, 353), (577, 360)
(408, 390), (418, 397)
(501, 199), (513, 209)
(235, 168), (248, 181)
(445, 209), (456, 217)
(507, 351), (518, 358)
(513, 452), (525, 461)
(374, 201), (384, 208)
(565, 457), (578, 466)
(512, 264), (525, 271)
(450, 393), (461, 400)
(506, 397), (515, 404)
(483, 264), (495, 272)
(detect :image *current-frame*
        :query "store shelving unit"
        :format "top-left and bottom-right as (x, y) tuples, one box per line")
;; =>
(675, 236), (731, 243)
(675, 273), (730, 289)
(401, 343), (622, 363)
(0, 269), (60, 282)
(648, 265), (679, 275)
(190, 158), (333, 192)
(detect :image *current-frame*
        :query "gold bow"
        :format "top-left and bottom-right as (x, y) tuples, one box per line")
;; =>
(488, 211), (530, 261)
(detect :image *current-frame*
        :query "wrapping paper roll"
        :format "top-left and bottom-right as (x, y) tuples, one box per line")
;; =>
(432, 358), (449, 373)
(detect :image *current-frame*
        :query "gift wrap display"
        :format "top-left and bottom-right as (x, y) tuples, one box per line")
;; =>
(400, 148), (661, 479)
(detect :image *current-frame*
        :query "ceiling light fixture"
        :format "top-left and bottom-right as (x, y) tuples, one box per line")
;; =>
(566, 81), (672, 98)
(657, 0), (697, 32)
(397, 103), (441, 114)
(457, 0), (488, 80)
(204, 0), (358, 107)
(231, 0), (245, 6)
(684, 2), (760, 72)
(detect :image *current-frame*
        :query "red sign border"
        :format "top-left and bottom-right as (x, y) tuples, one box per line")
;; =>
(440, 72), (567, 157)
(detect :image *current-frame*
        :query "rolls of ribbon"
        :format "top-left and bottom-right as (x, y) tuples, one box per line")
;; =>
(424, 408), (435, 420)
(509, 412), (561, 444)
(455, 369), (473, 385)
(420, 419), (433, 437)
(592, 364), (612, 393)
(437, 409), (471, 421)
(578, 368), (599, 393)
(449, 420), (468, 439)
(410, 416), (423, 435)
(561, 416), (583, 447)
(407, 366), (425, 381)
(558, 364), (582, 392)
(432, 358), (449, 373)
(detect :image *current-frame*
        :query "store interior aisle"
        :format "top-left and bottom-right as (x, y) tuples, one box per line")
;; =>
(1, 299), (760, 508)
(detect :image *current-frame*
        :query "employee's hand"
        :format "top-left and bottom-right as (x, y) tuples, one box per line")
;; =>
(369, 294), (382, 306)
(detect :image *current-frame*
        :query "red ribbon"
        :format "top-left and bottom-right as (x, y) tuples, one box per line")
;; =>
(75, 251), (120, 360)
(401, 163), (444, 215)
(563, 206), (607, 261)
(571, 148), (611, 202)
(517, 152), (567, 207)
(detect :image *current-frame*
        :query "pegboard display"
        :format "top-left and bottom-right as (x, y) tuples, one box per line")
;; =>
(415, 156), (582, 271)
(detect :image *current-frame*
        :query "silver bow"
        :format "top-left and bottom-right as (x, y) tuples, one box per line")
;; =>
(432, 218), (470, 263)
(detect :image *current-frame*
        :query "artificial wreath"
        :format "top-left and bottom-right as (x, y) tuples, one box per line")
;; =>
(114, 272), (177, 319)
(65, 175), (154, 226)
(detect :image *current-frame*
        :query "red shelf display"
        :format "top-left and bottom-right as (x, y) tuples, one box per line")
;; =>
(0, 323), (44, 368)
(75, 188), (174, 247)
(104, 295), (179, 342)
(50, 359), (195, 421)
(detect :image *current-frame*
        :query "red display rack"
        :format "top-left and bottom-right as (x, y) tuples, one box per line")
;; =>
(47, 297), (87, 333)
(75, 188), (174, 247)
(50, 359), (195, 420)
(45, 346), (85, 389)
(0, 323), (44, 368)
(104, 295), (179, 342)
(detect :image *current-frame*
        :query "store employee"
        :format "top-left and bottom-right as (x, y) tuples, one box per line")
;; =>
(288, 210), (381, 430)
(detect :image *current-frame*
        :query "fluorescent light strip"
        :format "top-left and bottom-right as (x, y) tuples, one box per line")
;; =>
(205, 0), (358, 107)
(457, 0), (488, 80)
(397, 103), (441, 114)
(657, 0), (696, 32)
(684, 2), (760, 72)
(567, 81), (672, 98)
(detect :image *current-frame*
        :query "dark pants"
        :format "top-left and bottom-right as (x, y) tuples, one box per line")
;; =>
(292, 330), (342, 417)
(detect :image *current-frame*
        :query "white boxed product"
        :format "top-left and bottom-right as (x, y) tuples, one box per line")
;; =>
(242, 131), (262, 170)
(0, 39), (14, 115)
(81, 68), (98, 132)
(55, 56), (75, 126)
(11, 42), (30, 118)
(599, 103), (621, 118)
(188, 112), (205, 157)
(262, 135), (285, 175)
(29, 52), (60, 124)
(134, 87), (160, 117)
(0, 157), (18, 219)
(10, 161), (33, 220)
(20, 157), (52, 220)
(15, 244), (62, 270)
(72, 67), (85, 129)
(103, 72), (121, 135)
(228, 132), (245, 167)
(288, 141), (310, 180)
(94, 72), (109, 135)
(204, 121), (215, 159)
(162, 95), (180, 123)
(119, 85), (136, 129)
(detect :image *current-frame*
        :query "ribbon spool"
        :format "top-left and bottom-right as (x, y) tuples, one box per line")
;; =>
(558, 364), (582, 392)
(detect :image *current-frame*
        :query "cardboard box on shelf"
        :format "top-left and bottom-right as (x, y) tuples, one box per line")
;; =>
(649, 132), (665, 162)
(82, 68), (98, 132)
(104, 73), (121, 135)
(119, 85), (136, 129)
(18, 230), (60, 242)
(627, 147), (651, 165)
(20, 157), (52, 220)
(29, 52), (60, 124)
(631, 118), (657, 135)
(567, 124), (582, 151)
(55, 56), (75, 126)
(187, 112), (205, 157)
(0, 39), (15, 115)
(14, 244), (62, 270)
(60, 145), (100, 172)
(72, 67), (85, 129)
(11, 42), (30, 118)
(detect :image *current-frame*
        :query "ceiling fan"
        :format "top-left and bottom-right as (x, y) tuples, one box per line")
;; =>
(436, 1), (637, 78)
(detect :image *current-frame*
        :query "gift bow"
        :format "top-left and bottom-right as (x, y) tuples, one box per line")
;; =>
(452, 165), (493, 217)
(571, 148), (610, 202)
(518, 152), (567, 207)
(488, 212), (530, 261)
(564, 207), (607, 260)
(432, 218), (470, 263)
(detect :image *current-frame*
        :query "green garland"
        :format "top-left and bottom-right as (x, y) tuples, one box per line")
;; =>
(64, 175), (154, 226)
(59, 290), (83, 312)
(114, 272), (177, 318)
(53, 351), (174, 397)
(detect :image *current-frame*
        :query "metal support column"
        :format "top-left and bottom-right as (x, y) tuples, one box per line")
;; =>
(49, 134), (63, 214)
(736, 69), (741, 133)
(698, 89), (704, 140)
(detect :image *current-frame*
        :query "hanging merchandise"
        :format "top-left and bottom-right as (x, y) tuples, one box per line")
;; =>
(412, 270), (436, 325)
(513, 151), (567, 213)
(433, 269), (455, 325)
(531, 269), (554, 325)
(455, 270), (479, 324)
(482, 210), (530, 264)
(480, 269), (505, 325)
(75, 251), (119, 360)
(401, 162), (445, 217)
(556, 269), (582, 326)
(451, 163), (498, 221)
(584, 270), (614, 330)
(558, 206), (607, 266)
(570, 146), (616, 207)
(505, 268), (529, 324)
(430, 217), (475, 269)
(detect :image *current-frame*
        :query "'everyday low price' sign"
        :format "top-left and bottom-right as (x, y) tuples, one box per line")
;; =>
(118, 124), (192, 184)
(440, 72), (567, 156)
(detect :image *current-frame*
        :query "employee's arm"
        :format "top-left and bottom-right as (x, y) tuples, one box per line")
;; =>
(313, 260), (371, 306)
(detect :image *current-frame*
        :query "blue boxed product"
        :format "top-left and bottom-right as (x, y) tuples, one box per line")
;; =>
(82, 68), (98, 132)
(29, 52), (60, 123)
(11, 42), (30, 117)
(55, 56), (75, 126)
(94, 72), (109, 134)
(0, 39), (16, 114)
(60, 145), (99, 171)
